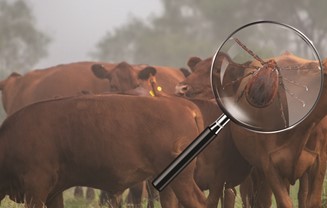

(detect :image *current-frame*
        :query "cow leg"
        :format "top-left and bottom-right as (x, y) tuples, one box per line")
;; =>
(250, 169), (273, 208)
(24, 186), (49, 208)
(159, 186), (179, 208)
(252, 180), (273, 208)
(239, 176), (252, 208)
(298, 172), (309, 208)
(171, 180), (206, 208)
(99, 190), (123, 208)
(306, 158), (325, 208)
(85, 187), (95, 201)
(99, 190), (109, 206)
(23, 172), (56, 208)
(206, 180), (224, 208)
(146, 180), (159, 208)
(24, 197), (46, 208)
(169, 167), (206, 208)
(74, 186), (84, 198)
(264, 166), (292, 208)
(127, 182), (144, 208)
(46, 193), (64, 208)
(223, 187), (236, 208)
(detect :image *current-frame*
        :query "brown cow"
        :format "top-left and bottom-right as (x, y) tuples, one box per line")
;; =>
(0, 61), (180, 207)
(0, 61), (185, 116)
(175, 53), (326, 207)
(0, 94), (207, 208)
(0, 61), (112, 115)
(0, 61), (112, 206)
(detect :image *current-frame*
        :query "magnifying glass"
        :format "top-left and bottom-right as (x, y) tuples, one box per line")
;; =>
(152, 20), (323, 191)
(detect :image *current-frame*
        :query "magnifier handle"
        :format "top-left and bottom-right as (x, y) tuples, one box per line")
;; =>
(152, 114), (230, 192)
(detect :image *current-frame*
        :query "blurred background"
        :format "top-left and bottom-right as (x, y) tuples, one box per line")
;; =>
(1, 0), (326, 75)
(0, 0), (326, 207)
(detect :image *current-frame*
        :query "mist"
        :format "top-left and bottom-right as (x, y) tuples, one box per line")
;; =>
(27, 0), (162, 69)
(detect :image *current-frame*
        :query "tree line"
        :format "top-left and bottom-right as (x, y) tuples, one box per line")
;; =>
(1, 0), (326, 73)
(91, 0), (327, 68)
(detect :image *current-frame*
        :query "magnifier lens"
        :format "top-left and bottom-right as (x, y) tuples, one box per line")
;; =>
(212, 22), (323, 132)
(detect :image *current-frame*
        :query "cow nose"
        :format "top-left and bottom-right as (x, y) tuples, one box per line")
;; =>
(175, 84), (189, 95)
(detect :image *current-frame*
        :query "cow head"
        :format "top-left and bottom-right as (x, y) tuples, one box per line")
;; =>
(175, 56), (214, 99)
(91, 62), (158, 96)
(92, 62), (139, 92)
(175, 52), (247, 99)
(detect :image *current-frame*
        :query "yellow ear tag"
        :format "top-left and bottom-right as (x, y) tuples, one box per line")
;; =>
(149, 90), (155, 97)
(157, 86), (162, 91)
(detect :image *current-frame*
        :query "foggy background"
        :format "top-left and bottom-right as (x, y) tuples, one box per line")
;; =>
(1, 0), (326, 76)
(29, 0), (162, 69)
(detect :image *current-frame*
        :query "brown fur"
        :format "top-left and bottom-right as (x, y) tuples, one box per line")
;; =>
(0, 62), (111, 115)
(0, 61), (186, 207)
(0, 94), (206, 208)
(297, 115), (327, 207)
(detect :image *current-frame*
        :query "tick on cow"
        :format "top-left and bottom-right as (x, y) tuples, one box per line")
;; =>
(222, 38), (316, 127)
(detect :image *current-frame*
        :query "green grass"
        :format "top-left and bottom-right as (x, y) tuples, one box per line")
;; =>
(0, 181), (326, 208)
(0, 188), (161, 208)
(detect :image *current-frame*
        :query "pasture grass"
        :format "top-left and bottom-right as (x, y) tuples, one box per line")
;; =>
(0, 182), (326, 208)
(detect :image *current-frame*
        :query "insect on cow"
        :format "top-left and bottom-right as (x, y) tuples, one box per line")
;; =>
(223, 38), (314, 127)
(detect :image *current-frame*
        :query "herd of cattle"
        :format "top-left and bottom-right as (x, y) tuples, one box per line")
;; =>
(0, 51), (326, 208)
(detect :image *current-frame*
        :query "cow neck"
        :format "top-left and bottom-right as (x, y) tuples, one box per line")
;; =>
(290, 73), (327, 134)
(309, 73), (327, 121)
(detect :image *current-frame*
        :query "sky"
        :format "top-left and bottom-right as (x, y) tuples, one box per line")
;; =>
(26, 0), (162, 69)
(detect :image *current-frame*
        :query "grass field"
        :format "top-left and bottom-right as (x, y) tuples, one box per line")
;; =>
(0, 181), (326, 208)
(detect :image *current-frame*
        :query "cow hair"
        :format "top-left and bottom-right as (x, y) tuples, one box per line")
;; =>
(137, 66), (157, 81)
(172, 109), (202, 156)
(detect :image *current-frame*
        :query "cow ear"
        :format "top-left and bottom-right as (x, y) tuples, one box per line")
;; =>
(138, 66), (157, 80)
(187, 57), (202, 72)
(0, 72), (21, 90)
(180, 67), (191, 77)
(91, 64), (109, 79)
